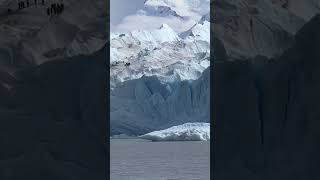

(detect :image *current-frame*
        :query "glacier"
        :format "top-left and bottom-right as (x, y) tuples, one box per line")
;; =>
(110, 68), (210, 135)
(110, 0), (210, 136)
(139, 122), (210, 141)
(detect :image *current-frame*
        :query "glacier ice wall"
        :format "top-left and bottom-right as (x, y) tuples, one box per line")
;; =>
(110, 68), (210, 135)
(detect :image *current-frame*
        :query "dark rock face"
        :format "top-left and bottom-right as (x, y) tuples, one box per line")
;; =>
(0, 45), (107, 179)
(213, 14), (320, 179)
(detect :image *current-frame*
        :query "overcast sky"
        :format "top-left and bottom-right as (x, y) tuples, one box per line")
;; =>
(110, 0), (145, 27)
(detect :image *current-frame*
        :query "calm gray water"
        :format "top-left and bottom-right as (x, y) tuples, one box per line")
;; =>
(110, 139), (210, 180)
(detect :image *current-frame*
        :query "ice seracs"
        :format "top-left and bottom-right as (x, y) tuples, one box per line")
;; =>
(140, 123), (210, 141)
(110, 21), (210, 88)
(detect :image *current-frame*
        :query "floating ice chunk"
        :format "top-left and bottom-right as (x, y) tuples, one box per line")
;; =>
(140, 123), (210, 141)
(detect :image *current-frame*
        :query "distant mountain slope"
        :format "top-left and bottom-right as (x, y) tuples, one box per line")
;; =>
(144, 0), (210, 18)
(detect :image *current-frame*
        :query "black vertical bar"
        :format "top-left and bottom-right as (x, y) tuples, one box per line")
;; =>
(106, 0), (110, 180)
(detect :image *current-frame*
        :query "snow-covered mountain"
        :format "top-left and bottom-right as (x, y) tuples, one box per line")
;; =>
(140, 122), (210, 141)
(144, 0), (210, 18)
(110, 16), (210, 88)
(113, 0), (210, 33)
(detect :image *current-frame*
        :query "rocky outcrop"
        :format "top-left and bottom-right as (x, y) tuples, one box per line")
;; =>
(213, 14), (320, 179)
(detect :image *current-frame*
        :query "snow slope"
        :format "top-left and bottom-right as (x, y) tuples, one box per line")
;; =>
(140, 122), (210, 141)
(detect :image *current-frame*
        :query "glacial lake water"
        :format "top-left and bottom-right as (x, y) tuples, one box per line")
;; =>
(110, 139), (210, 180)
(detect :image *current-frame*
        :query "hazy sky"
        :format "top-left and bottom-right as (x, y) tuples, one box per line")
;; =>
(110, 0), (145, 26)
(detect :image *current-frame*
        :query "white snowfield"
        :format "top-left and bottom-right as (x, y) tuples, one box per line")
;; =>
(140, 123), (210, 141)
